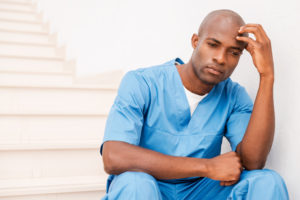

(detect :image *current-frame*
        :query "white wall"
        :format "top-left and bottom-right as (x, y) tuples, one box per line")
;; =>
(37, 0), (300, 198)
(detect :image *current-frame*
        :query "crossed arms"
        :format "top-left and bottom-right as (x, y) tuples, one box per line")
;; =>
(102, 24), (275, 186)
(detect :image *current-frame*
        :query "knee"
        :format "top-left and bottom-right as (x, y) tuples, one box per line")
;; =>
(109, 171), (160, 195)
(116, 171), (157, 184)
(241, 169), (286, 186)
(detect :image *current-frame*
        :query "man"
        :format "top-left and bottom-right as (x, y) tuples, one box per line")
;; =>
(100, 9), (289, 199)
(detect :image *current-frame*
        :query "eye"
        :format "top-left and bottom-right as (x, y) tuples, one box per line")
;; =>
(207, 42), (217, 47)
(230, 51), (241, 57)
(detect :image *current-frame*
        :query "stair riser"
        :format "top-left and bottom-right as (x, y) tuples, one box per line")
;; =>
(0, 2), (33, 12)
(0, 191), (106, 200)
(0, 10), (39, 22)
(0, 149), (106, 179)
(0, 43), (61, 57)
(0, 20), (47, 32)
(0, 31), (54, 44)
(0, 72), (73, 86)
(0, 57), (65, 73)
(0, 88), (117, 114)
(0, 116), (107, 141)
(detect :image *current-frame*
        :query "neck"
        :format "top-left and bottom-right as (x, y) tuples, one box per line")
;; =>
(176, 61), (214, 95)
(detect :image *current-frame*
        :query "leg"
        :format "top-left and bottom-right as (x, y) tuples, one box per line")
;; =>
(102, 172), (163, 200)
(228, 169), (289, 200)
(173, 169), (289, 200)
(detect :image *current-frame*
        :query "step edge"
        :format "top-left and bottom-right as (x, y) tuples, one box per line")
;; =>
(0, 7), (36, 14)
(0, 17), (41, 24)
(0, 83), (118, 90)
(0, 113), (108, 117)
(0, 0), (33, 6)
(0, 54), (64, 60)
(0, 27), (48, 35)
(0, 176), (107, 197)
(0, 40), (55, 47)
(0, 140), (102, 150)
(0, 70), (72, 75)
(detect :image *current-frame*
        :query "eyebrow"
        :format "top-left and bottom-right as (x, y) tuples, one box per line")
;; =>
(207, 37), (243, 51)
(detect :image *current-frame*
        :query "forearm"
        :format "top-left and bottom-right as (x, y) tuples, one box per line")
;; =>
(102, 141), (208, 179)
(237, 76), (275, 169)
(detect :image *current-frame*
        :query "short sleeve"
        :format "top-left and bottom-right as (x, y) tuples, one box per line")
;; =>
(225, 86), (253, 151)
(100, 71), (150, 154)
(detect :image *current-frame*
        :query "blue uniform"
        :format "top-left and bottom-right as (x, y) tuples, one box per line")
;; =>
(101, 58), (289, 200)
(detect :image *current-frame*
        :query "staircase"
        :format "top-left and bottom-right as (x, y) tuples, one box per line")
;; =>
(0, 0), (123, 199)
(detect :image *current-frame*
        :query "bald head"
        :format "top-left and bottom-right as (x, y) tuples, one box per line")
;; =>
(198, 9), (246, 37)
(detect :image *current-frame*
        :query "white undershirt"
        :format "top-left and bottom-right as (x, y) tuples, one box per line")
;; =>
(183, 87), (207, 116)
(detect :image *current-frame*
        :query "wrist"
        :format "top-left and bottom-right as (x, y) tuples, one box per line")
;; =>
(201, 158), (212, 177)
(259, 72), (274, 82)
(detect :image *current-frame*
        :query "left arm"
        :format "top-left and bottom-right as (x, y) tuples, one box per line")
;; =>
(236, 24), (275, 170)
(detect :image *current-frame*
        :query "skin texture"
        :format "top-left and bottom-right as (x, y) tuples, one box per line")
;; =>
(102, 9), (275, 187)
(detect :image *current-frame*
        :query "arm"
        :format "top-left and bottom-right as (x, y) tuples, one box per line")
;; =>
(102, 141), (243, 181)
(102, 72), (242, 183)
(236, 24), (275, 170)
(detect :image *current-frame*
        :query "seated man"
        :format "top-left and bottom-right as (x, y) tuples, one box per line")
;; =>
(100, 9), (289, 200)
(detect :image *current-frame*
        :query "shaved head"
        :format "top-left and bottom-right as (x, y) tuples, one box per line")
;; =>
(186, 9), (248, 86)
(198, 9), (246, 37)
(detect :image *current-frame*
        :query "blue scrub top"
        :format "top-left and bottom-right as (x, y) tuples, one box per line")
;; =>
(101, 58), (253, 159)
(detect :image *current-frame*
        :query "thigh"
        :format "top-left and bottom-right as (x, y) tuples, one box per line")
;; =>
(102, 172), (163, 200)
(177, 177), (233, 200)
(157, 177), (233, 200)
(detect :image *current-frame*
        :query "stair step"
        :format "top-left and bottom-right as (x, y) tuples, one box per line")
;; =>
(0, 176), (107, 198)
(0, 115), (107, 143)
(0, 1), (34, 12)
(0, 55), (68, 73)
(0, 18), (47, 32)
(0, 8), (40, 21)
(0, 191), (106, 200)
(0, 140), (101, 150)
(0, 71), (74, 86)
(0, 28), (55, 44)
(0, 41), (63, 57)
(0, 85), (117, 115)
(0, 149), (106, 179)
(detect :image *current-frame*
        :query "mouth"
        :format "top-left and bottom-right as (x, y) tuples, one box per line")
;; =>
(205, 65), (223, 76)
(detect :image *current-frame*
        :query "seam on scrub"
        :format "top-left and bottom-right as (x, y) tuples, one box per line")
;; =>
(143, 124), (224, 136)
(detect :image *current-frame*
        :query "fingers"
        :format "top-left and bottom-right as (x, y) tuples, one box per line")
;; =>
(236, 36), (255, 53)
(220, 180), (239, 186)
(238, 24), (270, 45)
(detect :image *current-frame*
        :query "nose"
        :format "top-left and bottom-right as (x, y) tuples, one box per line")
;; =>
(213, 49), (226, 66)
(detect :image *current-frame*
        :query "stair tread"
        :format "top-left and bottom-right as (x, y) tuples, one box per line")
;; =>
(0, 139), (101, 150)
(0, 83), (118, 90)
(0, 27), (48, 35)
(0, 175), (107, 197)
(0, 40), (55, 47)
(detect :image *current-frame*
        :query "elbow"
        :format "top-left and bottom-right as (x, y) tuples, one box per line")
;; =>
(243, 159), (266, 170)
(102, 143), (119, 174)
(102, 141), (126, 175)
(103, 156), (115, 174)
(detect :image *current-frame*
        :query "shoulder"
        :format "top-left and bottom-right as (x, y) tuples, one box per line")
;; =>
(123, 59), (176, 85)
(220, 78), (253, 109)
(220, 78), (248, 97)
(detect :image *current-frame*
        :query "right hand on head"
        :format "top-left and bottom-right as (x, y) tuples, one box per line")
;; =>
(205, 151), (243, 183)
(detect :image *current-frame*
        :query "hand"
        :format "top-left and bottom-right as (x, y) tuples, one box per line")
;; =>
(236, 24), (274, 79)
(205, 152), (243, 186)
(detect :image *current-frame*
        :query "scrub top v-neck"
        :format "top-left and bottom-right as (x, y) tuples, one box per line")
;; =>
(101, 58), (253, 159)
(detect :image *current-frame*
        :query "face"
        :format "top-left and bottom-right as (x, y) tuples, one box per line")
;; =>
(191, 19), (246, 85)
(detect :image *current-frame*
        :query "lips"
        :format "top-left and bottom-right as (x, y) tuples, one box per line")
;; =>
(205, 65), (223, 75)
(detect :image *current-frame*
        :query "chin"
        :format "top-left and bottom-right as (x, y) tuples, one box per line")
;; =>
(198, 75), (222, 86)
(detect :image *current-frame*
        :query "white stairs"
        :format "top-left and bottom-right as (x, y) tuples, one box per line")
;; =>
(0, 0), (123, 199)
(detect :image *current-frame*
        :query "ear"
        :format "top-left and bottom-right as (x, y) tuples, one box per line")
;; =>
(191, 33), (199, 49)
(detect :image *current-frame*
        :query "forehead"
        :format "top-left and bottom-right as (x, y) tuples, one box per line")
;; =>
(200, 15), (244, 46)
